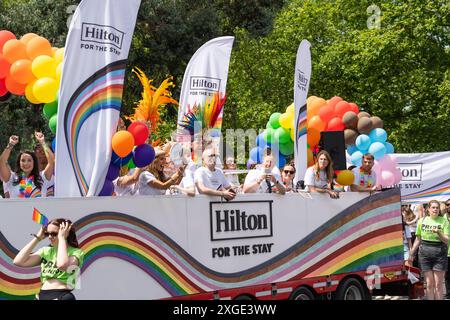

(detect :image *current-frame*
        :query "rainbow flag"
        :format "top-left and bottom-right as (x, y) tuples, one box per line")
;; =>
(32, 208), (48, 225)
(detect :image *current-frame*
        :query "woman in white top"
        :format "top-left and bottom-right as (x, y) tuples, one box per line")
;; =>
(304, 150), (339, 199)
(0, 133), (54, 198)
(138, 147), (184, 196)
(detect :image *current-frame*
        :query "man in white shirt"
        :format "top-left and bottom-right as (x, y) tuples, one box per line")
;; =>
(243, 154), (285, 194)
(194, 148), (236, 201)
(350, 153), (382, 192)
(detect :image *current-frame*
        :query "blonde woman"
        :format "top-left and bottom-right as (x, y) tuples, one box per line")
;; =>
(303, 150), (339, 199)
(137, 147), (184, 195)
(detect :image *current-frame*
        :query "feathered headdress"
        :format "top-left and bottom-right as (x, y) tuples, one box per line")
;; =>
(178, 92), (227, 137)
(126, 67), (178, 134)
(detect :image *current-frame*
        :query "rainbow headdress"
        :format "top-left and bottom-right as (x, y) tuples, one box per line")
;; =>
(32, 208), (48, 225)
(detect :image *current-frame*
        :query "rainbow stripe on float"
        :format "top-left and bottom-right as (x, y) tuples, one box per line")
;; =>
(0, 190), (403, 300)
(64, 60), (127, 195)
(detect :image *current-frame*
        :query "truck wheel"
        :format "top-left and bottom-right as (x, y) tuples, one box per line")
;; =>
(334, 278), (369, 300)
(233, 294), (253, 300)
(290, 286), (315, 300)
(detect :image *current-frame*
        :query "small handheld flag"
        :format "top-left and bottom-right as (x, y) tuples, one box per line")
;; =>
(32, 208), (49, 225)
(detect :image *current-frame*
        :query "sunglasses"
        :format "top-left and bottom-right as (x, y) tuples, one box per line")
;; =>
(44, 231), (59, 237)
(283, 170), (295, 175)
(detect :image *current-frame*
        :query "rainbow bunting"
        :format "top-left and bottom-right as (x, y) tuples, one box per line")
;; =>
(32, 208), (48, 225)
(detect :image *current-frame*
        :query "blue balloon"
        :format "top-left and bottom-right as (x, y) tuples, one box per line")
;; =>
(355, 134), (371, 151)
(111, 151), (133, 167)
(250, 147), (264, 163)
(350, 151), (363, 167)
(106, 163), (120, 181)
(369, 128), (387, 143)
(385, 142), (395, 154)
(256, 132), (267, 148)
(368, 142), (387, 160)
(346, 144), (358, 155)
(277, 153), (286, 168)
(51, 138), (56, 153)
(133, 144), (155, 168)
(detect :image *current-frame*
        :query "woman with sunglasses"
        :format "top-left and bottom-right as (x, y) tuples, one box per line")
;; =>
(14, 219), (84, 300)
(409, 200), (450, 300)
(281, 162), (296, 193)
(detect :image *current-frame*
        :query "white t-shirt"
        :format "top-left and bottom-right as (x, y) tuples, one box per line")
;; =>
(304, 166), (328, 190)
(137, 171), (166, 196)
(5, 171), (52, 198)
(194, 167), (230, 191)
(180, 161), (199, 189)
(352, 167), (377, 188)
(113, 169), (138, 196)
(243, 167), (281, 193)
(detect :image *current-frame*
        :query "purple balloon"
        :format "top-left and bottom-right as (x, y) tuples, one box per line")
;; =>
(98, 179), (114, 196)
(106, 163), (120, 181)
(133, 144), (155, 168)
(247, 159), (256, 169)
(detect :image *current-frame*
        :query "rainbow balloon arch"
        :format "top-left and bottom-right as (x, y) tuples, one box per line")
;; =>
(249, 96), (401, 187)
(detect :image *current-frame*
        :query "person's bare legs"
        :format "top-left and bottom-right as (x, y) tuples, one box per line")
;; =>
(433, 271), (445, 300)
(424, 271), (436, 300)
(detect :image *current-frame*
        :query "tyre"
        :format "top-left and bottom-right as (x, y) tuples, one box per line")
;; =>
(290, 286), (316, 300)
(334, 277), (370, 300)
(233, 294), (253, 300)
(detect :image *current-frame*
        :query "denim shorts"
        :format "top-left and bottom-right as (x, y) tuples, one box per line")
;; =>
(418, 241), (448, 272)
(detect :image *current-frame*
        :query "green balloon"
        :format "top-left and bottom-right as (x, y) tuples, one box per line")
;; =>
(43, 101), (58, 119)
(49, 114), (58, 134)
(263, 128), (274, 143)
(279, 140), (294, 156)
(128, 158), (136, 169)
(266, 122), (273, 130)
(269, 113), (281, 129)
(274, 127), (290, 144)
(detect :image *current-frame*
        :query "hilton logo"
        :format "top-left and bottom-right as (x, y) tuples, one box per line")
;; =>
(81, 23), (125, 49)
(398, 163), (423, 181)
(210, 201), (273, 241)
(190, 77), (221, 92)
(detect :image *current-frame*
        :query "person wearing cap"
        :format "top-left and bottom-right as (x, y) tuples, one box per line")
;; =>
(194, 148), (236, 201)
(137, 147), (184, 196)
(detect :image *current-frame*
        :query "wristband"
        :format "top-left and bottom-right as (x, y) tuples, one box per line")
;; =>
(30, 233), (42, 241)
(6, 143), (14, 150)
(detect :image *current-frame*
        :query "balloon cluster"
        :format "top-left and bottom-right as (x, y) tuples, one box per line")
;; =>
(0, 30), (63, 105)
(248, 104), (295, 168)
(307, 95), (400, 187)
(99, 122), (155, 196)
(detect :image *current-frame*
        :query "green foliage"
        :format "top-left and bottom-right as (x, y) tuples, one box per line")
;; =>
(225, 0), (450, 152)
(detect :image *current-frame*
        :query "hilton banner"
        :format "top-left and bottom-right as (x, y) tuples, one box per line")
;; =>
(392, 151), (450, 203)
(55, 0), (141, 197)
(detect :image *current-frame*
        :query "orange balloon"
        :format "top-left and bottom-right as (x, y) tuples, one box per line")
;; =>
(308, 97), (326, 117)
(20, 33), (39, 45)
(5, 75), (26, 95)
(307, 148), (314, 167)
(26, 36), (52, 60)
(10, 59), (35, 84)
(318, 104), (336, 124)
(112, 131), (135, 157)
(327, 96), (343, 109)
(307, 127), (321, 147)
(308, 115), (326, 132)
(2, 39), (28, 63)
(0, 30), (16, 54)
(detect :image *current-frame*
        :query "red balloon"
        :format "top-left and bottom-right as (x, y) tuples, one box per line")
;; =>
(327, 96), (343, 109)
(318, 104), (336, 124)
(5, 75), (26, 95)
(0, 30), (16, 54)
(0, 78), (8, 96)
(326, 117), (345, 131)
(127, 121), (149, 145)
(334, 101), (351, 118)
(349, 102), (359, 114)
(0, 54), (10, 78)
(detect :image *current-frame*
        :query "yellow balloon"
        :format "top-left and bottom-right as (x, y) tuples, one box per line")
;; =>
(290, 127), (295, 141)
(286, 103), (295, 115)
(31, 55), (56, 79)
(336, 170), (355, 186)
(279, 113), (293, 129)
(25, 80), (41, 104)
(33, 77), (58, 103)
(56, 62), (63, 83)
(53, 48), (64, 64)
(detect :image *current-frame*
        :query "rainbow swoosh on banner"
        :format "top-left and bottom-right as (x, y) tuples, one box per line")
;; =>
(0, 190), (403, 300)
(64, 60), (127, 195)
(401, 179), (450, 201)
(296, 104), (307, 142)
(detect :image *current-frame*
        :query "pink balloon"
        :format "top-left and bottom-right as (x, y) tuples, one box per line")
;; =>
(372, 161), (381, 177)
(380, 171), (395, 186)
(393, 169), (402, 184)
(377, 155), (395, 171)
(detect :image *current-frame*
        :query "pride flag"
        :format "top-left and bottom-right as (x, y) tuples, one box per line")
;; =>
(32, 208), (48, 225)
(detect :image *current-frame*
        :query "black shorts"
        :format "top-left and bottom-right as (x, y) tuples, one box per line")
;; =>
(418, 241), (448, 272)
(37, 289), (76, 300)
